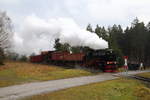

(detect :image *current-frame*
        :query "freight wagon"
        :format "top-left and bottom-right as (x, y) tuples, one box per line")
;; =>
(30, 55), (44, 63)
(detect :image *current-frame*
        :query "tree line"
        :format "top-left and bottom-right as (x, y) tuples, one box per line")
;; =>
(94, 18), (150, 66)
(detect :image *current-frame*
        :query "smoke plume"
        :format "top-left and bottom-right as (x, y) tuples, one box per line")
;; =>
(13, 15), (108, 55)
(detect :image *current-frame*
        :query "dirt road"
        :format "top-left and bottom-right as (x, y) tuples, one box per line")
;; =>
(0, 70), (149, 100)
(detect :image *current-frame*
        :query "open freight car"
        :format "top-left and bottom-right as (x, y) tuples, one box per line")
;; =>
(30, 55), (44, 63)
(30, 51), (54, 63)
(50, 51), (84, 67)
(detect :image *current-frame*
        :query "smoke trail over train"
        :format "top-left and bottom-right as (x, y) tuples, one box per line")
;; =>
(13, 15), (108, 55)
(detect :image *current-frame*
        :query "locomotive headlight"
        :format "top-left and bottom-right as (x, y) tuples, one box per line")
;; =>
(107, 62), (110, 64)
(107, 61), (116, 64)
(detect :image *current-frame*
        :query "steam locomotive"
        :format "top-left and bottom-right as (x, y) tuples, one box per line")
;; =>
(30, 49), (118, 72)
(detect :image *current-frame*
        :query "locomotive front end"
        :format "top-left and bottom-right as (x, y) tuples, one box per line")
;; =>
(104, 50), (118, 72)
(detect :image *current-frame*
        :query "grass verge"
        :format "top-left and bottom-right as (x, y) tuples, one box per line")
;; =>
(136, 72), (150, 78)
(22, 78), (150, 100)
(0, 61), (93, 87)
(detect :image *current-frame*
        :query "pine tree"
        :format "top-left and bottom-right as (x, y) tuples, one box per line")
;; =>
(86, 24), (93, 32)
(54, 38), (70, 52)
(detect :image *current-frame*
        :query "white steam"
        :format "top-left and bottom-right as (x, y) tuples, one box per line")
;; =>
(13, 15), (108, 55)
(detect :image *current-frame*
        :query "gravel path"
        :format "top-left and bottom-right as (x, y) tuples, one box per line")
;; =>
(0, 70), (149, 100)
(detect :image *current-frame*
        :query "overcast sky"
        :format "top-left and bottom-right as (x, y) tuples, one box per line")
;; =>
(0, 0), (150, 55)
(1, 0), (150, 28)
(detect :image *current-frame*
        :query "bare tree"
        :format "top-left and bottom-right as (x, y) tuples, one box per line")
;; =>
(0, 11), (12, 49)
(0, 11), (12, 65)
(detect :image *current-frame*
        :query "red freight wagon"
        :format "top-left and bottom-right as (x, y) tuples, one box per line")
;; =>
(51, 51), (69, 61)
(64, 53), (85, 61)
(30, 55), (44, 62)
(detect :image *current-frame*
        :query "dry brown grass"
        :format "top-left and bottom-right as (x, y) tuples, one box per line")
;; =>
(0, 61), (93, 87)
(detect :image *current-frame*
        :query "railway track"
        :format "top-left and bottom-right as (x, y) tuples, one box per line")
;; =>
(129, 75), (150, 83)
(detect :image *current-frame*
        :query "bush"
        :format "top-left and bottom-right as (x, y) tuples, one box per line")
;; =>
(0, 48), (4, 65)
(19, 55), (28, 62)
(5, 52), (28, 62)
(6, 52), (19, 61)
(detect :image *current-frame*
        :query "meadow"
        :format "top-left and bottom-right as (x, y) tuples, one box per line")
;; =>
(0, 61), (93, 87)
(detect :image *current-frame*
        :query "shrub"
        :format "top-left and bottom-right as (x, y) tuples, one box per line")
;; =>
(19, 55), (28, 62)
(0, 48), (4, 65)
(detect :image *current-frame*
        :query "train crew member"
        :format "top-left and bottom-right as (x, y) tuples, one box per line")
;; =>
(124, 57), (128, 75)
(139, 62), (144, 70)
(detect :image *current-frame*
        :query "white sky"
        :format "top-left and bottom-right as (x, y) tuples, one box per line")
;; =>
(0, 0), (150, 28)
(0, 0), (150, 55)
